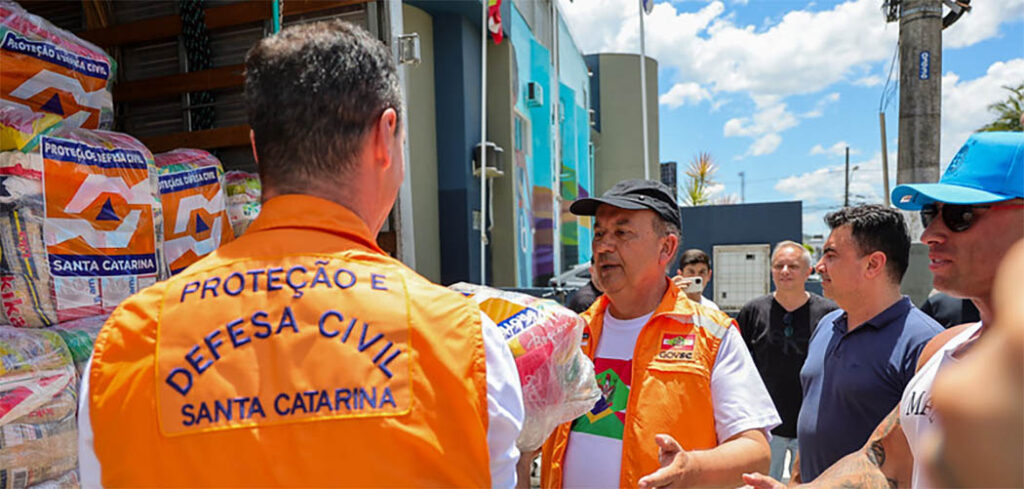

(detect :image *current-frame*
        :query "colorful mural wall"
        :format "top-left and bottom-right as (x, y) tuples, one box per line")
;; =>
(508, 6), (593, 286)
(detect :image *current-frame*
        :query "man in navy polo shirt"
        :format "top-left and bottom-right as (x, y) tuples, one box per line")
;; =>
(794, 205), (943, 482)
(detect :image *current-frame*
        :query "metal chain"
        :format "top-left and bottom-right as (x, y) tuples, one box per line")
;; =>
(179, 0), (215, 130)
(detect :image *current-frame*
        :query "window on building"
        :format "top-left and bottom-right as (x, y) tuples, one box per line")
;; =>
(514, 110), (532, 155)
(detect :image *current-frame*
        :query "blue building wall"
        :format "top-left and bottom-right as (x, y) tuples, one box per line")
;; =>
(508, 7), (547, 286)
(415, 0), (590, 286)
(431, 13), (484, 285)
(556, 17), (593, 269)
(678, 201), (804, 300)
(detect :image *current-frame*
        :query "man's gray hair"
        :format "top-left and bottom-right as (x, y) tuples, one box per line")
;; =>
(772, 240), (812, 268)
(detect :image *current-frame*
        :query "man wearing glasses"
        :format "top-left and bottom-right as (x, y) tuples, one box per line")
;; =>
(743, 131), (1023, 489)
(792, 204), (943, 483)
(737, 240), (837, 482)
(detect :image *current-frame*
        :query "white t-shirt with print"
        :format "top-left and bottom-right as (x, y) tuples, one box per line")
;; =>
(562, 308), (780, 489)
(701, 296), (721, 311)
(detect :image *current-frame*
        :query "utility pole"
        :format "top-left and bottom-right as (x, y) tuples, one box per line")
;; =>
(896, 0), (943, 185)
(741, 170), (749, 203)
(880, 112), (891, 205)
(844, 146), (850, 207)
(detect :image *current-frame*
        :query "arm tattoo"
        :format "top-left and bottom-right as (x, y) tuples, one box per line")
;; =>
(866, 441), (898, 488)
(866, 441), (885, 467)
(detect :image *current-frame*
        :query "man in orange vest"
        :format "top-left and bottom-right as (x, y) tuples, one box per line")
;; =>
(77, 21), (524, 487)
(540, 179), (779, 488)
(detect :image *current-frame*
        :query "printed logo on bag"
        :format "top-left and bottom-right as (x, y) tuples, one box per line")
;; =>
(41, 136), (157, 277)
(156, 257), (411, 436)
(657, 333), (696, 361)
(479, 297), (541, 341)
(0, 32), (112, 129)
(159, 167), (232, 274)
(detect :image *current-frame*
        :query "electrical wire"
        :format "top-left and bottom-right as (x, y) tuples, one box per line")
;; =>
(879, 39), (901, 113)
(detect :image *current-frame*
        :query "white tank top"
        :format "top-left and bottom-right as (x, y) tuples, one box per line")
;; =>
(900, 322), (983, 489)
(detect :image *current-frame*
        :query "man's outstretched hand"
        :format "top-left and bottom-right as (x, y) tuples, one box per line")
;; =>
(638, 434), (698, 488)
(740, 472), (786, 489)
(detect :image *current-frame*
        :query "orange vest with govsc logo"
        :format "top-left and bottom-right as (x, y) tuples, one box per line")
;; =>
(88, 195), (491, 487)
(541, 283), (736, 488)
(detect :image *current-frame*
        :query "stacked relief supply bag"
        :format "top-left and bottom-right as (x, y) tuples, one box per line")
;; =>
(155, 149), (233, 275)
(0, 327), (79, 488)
(223, 170), (260, 237)
(449, 283), (600, 451)
(0, 103), (60, 152)
(0, 106), (166, 327)
(0, 0), (115, 130)
(51, 314), (105, 376)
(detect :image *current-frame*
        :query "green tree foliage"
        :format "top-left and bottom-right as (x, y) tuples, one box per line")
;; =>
(978, 83), (1024, 133)
(682, 152), (718, 206)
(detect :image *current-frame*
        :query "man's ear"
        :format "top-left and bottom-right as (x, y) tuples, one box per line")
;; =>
(249, 129), (259, 164)
(661, 234), (679, 265)
(372, 107), (400, 167)
(865, 251), (888, 279)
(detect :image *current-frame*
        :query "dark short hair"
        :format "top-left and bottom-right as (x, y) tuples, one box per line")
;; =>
(680, 249), (711, 269)
(824, 204), (910, 283)
(244, 20), (402, 191)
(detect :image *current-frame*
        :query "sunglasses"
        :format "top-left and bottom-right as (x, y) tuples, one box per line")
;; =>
(920, 202), (1024, 233)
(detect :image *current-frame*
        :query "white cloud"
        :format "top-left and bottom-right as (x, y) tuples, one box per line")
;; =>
(802, 92), (841, 118)
(749, 134), (782, 156)
(853, 75), (883, 87)
(558, 0), (1019, 100)
(940, 58), (1024, 165)
(809, 141), (860, 158)
(723, 93), (841, 156)
(943, 0), (1024, 49)
(775, 150), (898, 205)
(722, 98), (799, 156)
(706, 182), (726, 198)
(660, 82), (711, 108)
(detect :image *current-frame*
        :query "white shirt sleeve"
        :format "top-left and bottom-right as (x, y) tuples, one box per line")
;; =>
(710, 326), (781, 443)
(78, 357), (103, 489)
(481, 311), (525, 488)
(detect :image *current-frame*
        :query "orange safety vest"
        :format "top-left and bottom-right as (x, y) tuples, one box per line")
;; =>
(541, 282), (736, 488)
(88, 194), (491, 487)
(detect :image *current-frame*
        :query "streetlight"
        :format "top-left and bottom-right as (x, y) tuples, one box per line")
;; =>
(844, 164), (859, 207)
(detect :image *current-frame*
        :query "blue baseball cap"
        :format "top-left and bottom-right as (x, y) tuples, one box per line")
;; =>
(892, 131), (1024, 210)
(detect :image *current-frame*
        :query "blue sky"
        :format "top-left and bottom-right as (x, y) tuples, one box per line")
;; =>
(559, 0), (1024, 235)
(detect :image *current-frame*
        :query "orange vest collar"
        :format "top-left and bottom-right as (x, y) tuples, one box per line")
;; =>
(584, 278), (697, 348)
(246, 194), (383, 253)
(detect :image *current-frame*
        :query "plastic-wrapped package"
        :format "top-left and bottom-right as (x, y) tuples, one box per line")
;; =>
(155, 149), (233, 275)
(0, 113), (165, 327)
(449, 283), (600, 451)
(0, 104), (61, 152)
(51, 314), (105, 375)
(0, 326), (78, 488)
(0, 0), (116, 130)
(223, 170), (261, 237)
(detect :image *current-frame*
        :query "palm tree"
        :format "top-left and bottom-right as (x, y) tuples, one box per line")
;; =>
(682, 152), (718, 206)
(978, 83), (1023, 132)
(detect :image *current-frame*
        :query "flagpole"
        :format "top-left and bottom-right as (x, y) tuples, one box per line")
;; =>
(480, 0), (488, 285)
(638, 0), (650, 180)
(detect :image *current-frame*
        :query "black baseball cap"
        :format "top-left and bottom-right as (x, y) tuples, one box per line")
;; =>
(570, 179), (681, 227)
